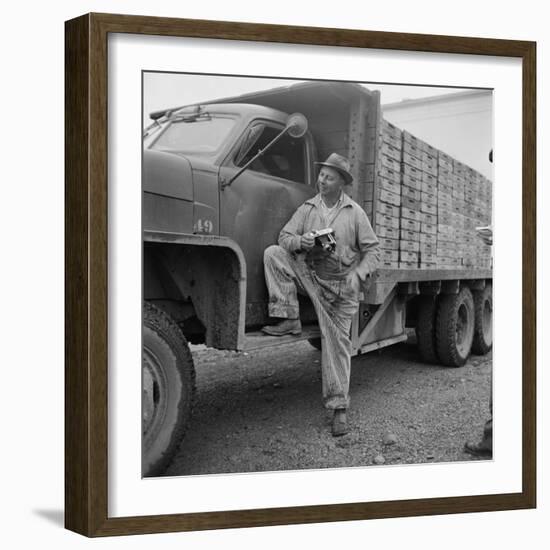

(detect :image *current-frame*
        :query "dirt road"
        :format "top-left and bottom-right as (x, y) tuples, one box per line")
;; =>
(164, 336), (492, 476)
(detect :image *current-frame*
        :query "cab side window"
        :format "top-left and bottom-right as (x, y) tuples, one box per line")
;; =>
(236, 124), (306, 184)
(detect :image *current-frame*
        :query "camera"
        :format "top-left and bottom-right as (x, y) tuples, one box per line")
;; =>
(310, 228), (336, 253)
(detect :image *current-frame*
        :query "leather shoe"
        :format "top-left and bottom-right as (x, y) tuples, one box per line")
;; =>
(464, 440), (492, 457)
(261, 319), (302, 336)
(332, 409), (349, 437)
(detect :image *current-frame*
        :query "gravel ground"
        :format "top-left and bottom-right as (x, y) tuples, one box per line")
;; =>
(164, 335), (492, 477)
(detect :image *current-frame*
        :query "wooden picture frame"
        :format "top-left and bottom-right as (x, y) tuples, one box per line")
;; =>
(65, 12), (536, 537)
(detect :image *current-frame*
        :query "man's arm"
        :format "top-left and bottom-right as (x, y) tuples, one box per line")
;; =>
(278, 204), (308, 253)
(354, 208), (380, 281)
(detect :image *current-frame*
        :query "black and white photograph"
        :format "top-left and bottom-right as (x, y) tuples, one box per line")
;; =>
(141, 73), (494, 478)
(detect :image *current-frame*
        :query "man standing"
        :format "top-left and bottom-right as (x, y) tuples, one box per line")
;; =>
(262, 153), (380, 436)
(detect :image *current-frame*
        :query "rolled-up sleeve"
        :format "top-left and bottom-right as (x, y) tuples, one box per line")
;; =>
(278, 205), (308, 253)
(354, 208), (380, 280)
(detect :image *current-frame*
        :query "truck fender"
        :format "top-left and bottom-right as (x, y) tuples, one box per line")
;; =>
(144, 231), (247, 350)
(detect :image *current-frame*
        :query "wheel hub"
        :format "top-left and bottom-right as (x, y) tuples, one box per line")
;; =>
(143, 348), (167, 438)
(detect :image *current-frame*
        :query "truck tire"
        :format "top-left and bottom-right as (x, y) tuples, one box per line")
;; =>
(435, 286), (475, 367)
(308, 338), (322, 351)
(142, 302), (196, 476)
(472, 284), (493, 355)
(415, 296), (439, 364)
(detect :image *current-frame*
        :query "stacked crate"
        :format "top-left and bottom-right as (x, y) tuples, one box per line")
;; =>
(370, 120), (492, 271)
(373, 119), (403, 269)
(400, 131), (439, 268)
(399, 131), (423, 268)
(436, 151), (455, 268)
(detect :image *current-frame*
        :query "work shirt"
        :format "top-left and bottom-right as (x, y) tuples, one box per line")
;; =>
(278, 192), (380, 281)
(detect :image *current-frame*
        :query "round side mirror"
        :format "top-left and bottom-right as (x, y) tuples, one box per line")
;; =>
(286, 113), (308, 138)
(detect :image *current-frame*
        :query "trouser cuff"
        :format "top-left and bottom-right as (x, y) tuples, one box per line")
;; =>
(268, 303), (300, 319)
(324, 396), (349, 410)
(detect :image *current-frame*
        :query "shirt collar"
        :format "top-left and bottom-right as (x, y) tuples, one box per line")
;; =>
(305, 192), (353, 209)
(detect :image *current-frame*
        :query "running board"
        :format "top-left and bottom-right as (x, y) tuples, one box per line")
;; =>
(243, 325), (321, 351)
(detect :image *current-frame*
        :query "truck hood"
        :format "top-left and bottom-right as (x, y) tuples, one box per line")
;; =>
(143, 149), (193, 201)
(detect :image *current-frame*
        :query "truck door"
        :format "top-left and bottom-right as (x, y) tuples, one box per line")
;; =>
(218, 121), (315, 323)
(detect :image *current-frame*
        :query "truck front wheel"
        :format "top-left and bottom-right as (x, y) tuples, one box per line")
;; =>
(143, 302), (196, 476)
(435, 286), (475, 367)
(471, 284), (493, 355)
(416, 296), (439, 364)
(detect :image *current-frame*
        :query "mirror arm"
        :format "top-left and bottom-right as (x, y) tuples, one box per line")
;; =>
(222, 127), (290, 189)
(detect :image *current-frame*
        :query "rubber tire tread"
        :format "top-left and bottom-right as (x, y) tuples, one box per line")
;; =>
(435, 286), (475, 368)
(471, 284), (493, 355)
(416, 296), (439, 364)
(143, 301), (196, 477)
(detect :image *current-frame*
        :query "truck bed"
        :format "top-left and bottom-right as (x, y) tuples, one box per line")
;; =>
(374, 268), (492, 283)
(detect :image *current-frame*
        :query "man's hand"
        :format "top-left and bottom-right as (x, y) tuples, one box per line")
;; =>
(300, 232), (315, 251)
(346, 269), (362, 295)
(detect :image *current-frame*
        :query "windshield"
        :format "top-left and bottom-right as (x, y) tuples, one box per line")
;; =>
(151, 116), (236, 154)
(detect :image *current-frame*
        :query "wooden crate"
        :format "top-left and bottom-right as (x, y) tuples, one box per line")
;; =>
(421, 222), (437, 235)
(402, 173), (422, 191)
(380, 119), (402, 139)
(401, 207), (422, 222)
(402, 163), (423, 182)
(422, 142), (438, 157)
(400, 228), (420, 242)
(379, 154), (401, 173)
(420, 262), (437, 269)
(402, 195), (420, 211)
(421, 212), (437, 225)
(380, 131), (402, 150)
(403, 140), (423, 161)
(402, 130), (423, 148)
(401, 218), (421, 232)
(421, 174), (437, 191)
(422, 159), (438, 177)
(378, 188), (401, 207)
(400, 250), (419, 263)
(375, 213), (400, 230)
(379, 176), (401, 196)
(378, 165), (401, 185)
(399, 261), (418, 269)
(403, 151), (423, 170)
(377, 202), (400, 218)
(400, 239), (420, 253)
(438, 182), (453, 196)
(379, 142), (402, 162)
(420, 203), (437, 216)
(438, 172), (453, 186)
(419, 232), (437, 245)
(419, 242), (437, 255)
(378, 237), (400, 250)
(438, 157), (453, 172)
(376, 225), (400, 239)
(401, 185), (421, 201)
(420, 252), (437, 263)
(421, 191), (437, 206)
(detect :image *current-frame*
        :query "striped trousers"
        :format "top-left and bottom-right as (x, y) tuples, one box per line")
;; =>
(263, 245), (360, 410)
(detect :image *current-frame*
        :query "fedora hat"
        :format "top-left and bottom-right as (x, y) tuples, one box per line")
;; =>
(314, 153), (353, 185)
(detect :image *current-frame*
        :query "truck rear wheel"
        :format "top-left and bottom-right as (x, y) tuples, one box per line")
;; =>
(143, 302), (196, 476)
(415, 296), (439, 363)
(472, 284), (493, 355)
(435, 286), (475, 367)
